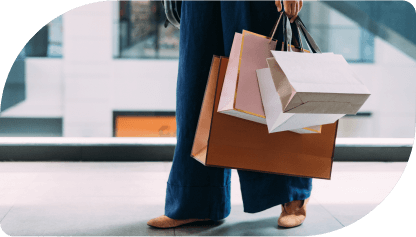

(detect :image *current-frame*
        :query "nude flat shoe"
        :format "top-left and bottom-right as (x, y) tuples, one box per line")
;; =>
(147, 215), (211, 229)
(278, 197), (309, 228)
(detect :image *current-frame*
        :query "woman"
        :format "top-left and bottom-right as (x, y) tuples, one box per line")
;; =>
(148, 0), (308, 229)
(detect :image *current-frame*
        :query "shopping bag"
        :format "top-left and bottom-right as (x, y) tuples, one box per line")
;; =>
(269, 18), (371, 115)
(216, 31), (274, 124)
(257, 63), (344, 133)
(192, 55), (339, 180)
(215, 32), (319, 134)
(217, 12), (305, 124)
(217, 14), (318, 133)
(256, 14), (331, 134)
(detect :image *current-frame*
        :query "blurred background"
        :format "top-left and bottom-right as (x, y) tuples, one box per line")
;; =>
(0, 0), (414, 161)
(0, 1), (415, 235)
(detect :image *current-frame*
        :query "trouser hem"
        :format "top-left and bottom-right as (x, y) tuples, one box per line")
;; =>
(242, 191), (312, 214)
(239, 175), (312, 214)
(164, 182), (231, 221)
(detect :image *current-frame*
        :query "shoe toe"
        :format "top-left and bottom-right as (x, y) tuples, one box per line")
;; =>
(147, 215), (211, 229)
(147, 215), (172, 228)
(278, 214), (305, 228)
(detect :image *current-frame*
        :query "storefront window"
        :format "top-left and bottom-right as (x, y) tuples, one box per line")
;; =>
(119, 0), (180, 59)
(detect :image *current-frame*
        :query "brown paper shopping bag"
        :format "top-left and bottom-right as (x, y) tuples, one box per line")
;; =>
(192, 55), (339, 180)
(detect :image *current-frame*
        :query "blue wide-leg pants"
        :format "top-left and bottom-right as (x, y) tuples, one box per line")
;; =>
(165, 1), (312, 221)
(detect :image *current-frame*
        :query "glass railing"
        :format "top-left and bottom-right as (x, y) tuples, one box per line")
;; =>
(299, 1), (374, 63)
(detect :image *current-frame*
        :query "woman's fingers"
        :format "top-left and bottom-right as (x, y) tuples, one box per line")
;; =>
(284, 1), (292, 18)
(290, 1), (299, 23)
(275, 0), (282, 12)
(279, 0), (303, 22)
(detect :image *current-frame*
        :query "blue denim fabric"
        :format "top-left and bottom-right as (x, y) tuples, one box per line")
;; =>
(165, 1), (312, 221)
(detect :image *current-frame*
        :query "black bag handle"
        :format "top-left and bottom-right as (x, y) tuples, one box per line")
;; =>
(162, 0), (181, 29)
(283, 13), (293, 52)
(269, 6), (321, 53)
(173, 0), (181, 23)
(294, 17), (322, 53)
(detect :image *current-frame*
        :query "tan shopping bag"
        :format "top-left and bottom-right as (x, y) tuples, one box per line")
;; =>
(191, 55), (339, 180)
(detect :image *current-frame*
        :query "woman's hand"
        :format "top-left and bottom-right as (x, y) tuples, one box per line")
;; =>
(275, 0), (303, 23)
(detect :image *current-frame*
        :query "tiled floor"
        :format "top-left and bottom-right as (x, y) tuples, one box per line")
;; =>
(0, 161), (407, 236)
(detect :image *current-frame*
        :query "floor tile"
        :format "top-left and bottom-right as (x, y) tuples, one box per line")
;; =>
(174, 203), (344, 236)
(0, 196), (173, 236)
(330, 162), (407, 172)
(0, 188), (34, 226)
(0, 161), (408, 236)
(0, 162), (49, 172)
(0, 172), (39, 222)
(0, 172), (38, 191)
(20, 172), (169, 200)
(0, 161), (173, 173)
(312, 169), (403, 204)
(175, 195), (343, 236)
(331, 214), (368, 227)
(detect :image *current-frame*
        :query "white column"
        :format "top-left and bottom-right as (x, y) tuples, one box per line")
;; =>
(62, 1), (114, 137)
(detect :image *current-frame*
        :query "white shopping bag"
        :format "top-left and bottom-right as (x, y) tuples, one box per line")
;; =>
(256, 67), (344, 133)
(269, 51), (371, 114)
